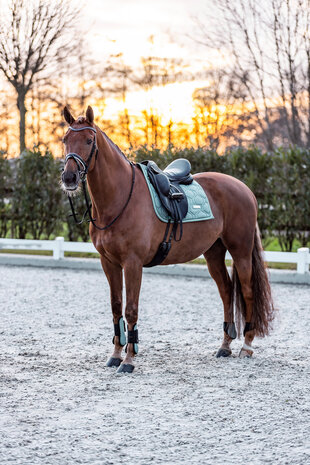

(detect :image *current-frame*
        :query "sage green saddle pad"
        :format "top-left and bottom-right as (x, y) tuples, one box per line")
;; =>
(138, 163), (214, 223)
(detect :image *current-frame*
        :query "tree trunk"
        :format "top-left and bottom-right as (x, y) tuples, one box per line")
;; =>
(17, 91), (27, 153)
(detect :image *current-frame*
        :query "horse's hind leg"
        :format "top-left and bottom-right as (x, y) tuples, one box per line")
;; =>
(230, 228), (275, 358)
(230, 253), (255, 358)
(100, 256), (125, 368)
(204, 239), (236, 358)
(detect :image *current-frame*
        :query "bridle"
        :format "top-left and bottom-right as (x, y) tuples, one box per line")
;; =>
(64, 126), (98, 180)
(63, 125), (135, 231)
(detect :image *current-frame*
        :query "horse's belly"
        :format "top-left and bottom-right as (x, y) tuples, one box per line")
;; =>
(160, 219), (221, 265)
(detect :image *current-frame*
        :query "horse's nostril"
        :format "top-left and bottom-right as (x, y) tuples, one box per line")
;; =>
(62, 170), (78, 185)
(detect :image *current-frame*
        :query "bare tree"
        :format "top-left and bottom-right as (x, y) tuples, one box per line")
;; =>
(0, 0), (79, 153)
(134, 53), (187, 147)
(103, 53), (134, 149)
(191, 68), (252, 150)
(195, 0), (310, 149)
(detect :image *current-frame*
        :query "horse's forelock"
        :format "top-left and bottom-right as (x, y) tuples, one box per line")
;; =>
(76, 116), (86, 124)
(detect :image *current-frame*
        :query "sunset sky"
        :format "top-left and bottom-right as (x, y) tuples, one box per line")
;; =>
(80, 0), (212, 122)
(85, 0), (205, 64)
(0, 0), (219, 124)
(0, 0), (224, 155)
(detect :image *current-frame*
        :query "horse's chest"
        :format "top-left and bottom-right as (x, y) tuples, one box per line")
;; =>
(91, 231), (124, 259)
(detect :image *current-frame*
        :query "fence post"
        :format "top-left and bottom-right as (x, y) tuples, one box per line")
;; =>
(53, 237), (64, 260)
(297, 248), (309, 274)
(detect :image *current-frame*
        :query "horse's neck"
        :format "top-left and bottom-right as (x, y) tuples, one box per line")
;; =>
(87, 129), (132, 221)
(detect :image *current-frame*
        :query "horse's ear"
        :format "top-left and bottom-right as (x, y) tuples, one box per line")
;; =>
(63, 106), (75, 125)
(86, 105), (94, 123)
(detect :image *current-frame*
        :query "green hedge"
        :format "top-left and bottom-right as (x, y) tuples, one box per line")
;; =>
(2, 148), (89, 241)
(135, 146), (310, 251)
(1, 146), (309, 251)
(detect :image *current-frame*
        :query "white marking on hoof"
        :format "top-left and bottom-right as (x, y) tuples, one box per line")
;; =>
(242, 343), (253, 352)
(239, 343), (253, 358)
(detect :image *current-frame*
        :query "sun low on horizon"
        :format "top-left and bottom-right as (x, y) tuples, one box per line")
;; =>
(80, 0), (212, 123)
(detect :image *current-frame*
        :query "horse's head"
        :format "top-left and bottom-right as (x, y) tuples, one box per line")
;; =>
(61, 106), (97, 192)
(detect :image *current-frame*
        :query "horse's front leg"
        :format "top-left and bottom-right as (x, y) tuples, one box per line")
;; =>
(100, 256), (125, 368)
(117, 258), (143, 374)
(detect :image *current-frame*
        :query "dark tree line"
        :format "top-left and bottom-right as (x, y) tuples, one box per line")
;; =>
(0, 146), (309, 251)
(0, 147), (89, 241)
(135, 145), (310, 251)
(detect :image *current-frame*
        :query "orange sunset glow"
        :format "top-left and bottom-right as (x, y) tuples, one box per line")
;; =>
(1, 0), (308, 156)
(1, 0), (240, 157)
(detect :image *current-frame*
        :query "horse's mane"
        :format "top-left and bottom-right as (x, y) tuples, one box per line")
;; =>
(99, 129), (129, 162)
(73, 117), (130, 162)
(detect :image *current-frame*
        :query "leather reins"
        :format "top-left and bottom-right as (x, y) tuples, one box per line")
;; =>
(63, 126), (135, 231)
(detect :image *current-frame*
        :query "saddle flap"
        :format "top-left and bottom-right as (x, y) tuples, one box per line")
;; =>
(150, 166), (170, 196)
(142, 160), (190, 222)
(169, 184), (188, 219)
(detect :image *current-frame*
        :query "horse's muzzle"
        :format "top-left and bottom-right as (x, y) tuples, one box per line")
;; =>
(61, 170), (80, 191)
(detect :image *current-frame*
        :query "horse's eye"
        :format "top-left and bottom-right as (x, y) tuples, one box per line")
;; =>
(87, 139), (92, 145)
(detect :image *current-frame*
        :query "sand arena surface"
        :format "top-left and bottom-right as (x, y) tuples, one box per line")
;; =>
(0, 265), (309, 465)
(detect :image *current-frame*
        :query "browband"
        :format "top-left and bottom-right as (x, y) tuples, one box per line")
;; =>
(68, 126), (97, 133)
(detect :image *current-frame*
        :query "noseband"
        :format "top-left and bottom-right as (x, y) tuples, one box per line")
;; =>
(64, 126), (98, 179)
(63, 125), (135, 231)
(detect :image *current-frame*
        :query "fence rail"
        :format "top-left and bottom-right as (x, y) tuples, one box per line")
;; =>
(0, 237), (309, 274)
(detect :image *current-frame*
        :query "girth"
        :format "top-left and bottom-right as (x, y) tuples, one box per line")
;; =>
(140, 159), (193, 267)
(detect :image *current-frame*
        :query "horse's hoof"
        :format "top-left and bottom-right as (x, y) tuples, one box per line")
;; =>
(239, 348), (253, 359)
(216, 348), (232, 358)
(106, 357), (122, 368)
(116, 363), (135, 374)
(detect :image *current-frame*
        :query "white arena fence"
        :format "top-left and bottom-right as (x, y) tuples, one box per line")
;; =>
(0, 237), (309, 275)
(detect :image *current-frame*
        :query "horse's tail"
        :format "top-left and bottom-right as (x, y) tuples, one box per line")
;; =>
(232, 225), (275, 338)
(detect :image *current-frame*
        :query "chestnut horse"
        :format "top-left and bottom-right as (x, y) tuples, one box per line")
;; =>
(61, 106), (275, 373)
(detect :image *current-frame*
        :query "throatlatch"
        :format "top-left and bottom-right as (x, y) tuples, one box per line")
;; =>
(113, 316), (126, 346)
(223, 321), (237, 339)
(126, 324), (139, 354)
